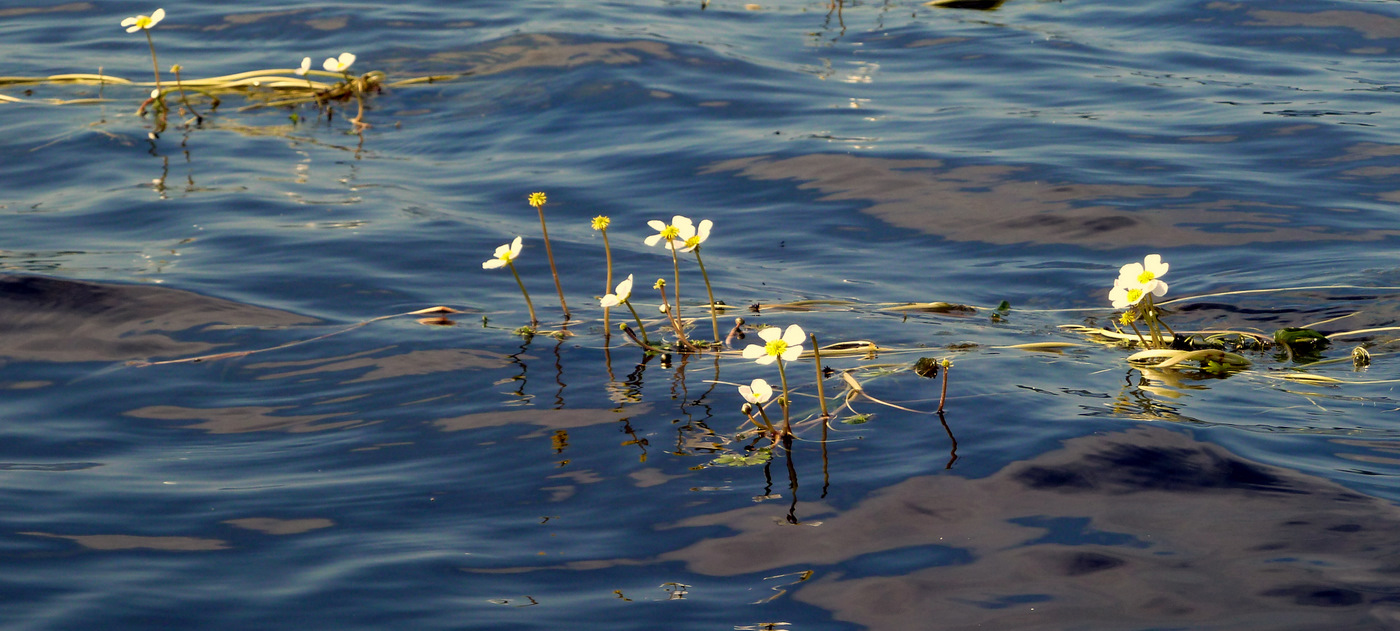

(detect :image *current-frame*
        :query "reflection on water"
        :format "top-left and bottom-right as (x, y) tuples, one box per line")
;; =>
(0, 275), (315, 363)
(703, 154), (1400, 248)
(663, 427), (1400, 629)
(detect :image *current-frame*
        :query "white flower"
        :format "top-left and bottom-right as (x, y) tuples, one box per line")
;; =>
(742, 324), (805, 365)
(295, 57), (312, 76)
(678, 219), (712, 253)
(1118, 254), (1169, 296)
(121, 8), (165, 33)
(644, 215), (693, 250)
(482, 236), (522, 269)
(600, 274), (633, 308)
(323, 52), (356, 73)
(150, 88), (160, 99)
(739, 378), (773, 405)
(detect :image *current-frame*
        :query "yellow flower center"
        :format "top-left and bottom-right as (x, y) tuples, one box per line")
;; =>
(684, 236), (701, 249)
(1137, 270), (1155, 284)
(591, 215), (610, 231)
(528, 192), (547, 207)
(1119, 312), (1135, 326)
(660, 226), (680, 240)
(1126, 288), (1142, 303)
(135, 16), (154, 28)
(765, 339), (788, 357)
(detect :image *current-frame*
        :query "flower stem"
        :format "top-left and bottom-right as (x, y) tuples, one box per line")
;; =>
(810, 333), (829, 420)
(776, 358), (792, 436)
(754, 403), (777, 435)
(144, 31), (163, 96)
(602, 229), (613, 336)
(507, 261), (538, 328)
(694, 248), (720, 343)
(534, 202), (569, 319)
(172, 67), (203, 124)
(669, 247), (682, 320)
(623, 299), (649, 344)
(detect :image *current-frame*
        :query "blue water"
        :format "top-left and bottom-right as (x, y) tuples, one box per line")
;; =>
(5, 0), (1400, 628)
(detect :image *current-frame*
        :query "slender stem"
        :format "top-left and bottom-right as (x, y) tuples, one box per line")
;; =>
(1127, 317), (1149, 348)
(810, 333), (829, 420)
(535, 203), (569, 318)
(172, 67), (203, 123)
(776, 358), (792, 436)
(694, 248), (720, 343)
(753, 404), (777, 434)
(602, 229), (613, 336)
(938, 361), (950, 413)
(144, 31), (163, 94)
(623, 299), (649, 344)
(669, 246), (682, 318)
(507, 261), (538, 327)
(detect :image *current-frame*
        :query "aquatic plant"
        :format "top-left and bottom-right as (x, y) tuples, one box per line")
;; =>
(482, 236), (538, 328)
(744, 323), (806, 434)
(121, 7), (167, 132)
(592, 215), (613, 332)
(1110, 254), (1173, 349)
(677, 218), (722, 343)
(600, 274), (648, 344)
(528, 192), (570, 320)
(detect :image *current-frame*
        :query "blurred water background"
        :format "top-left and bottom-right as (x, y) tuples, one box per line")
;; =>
(5, 0), (1400, 628)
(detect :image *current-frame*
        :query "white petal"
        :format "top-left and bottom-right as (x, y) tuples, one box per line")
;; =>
(121, 17), (137, 26)
(1144, 254), (1168, 277)
(738, 385), (755, 402)
(675, 222), (696, 240)
(757, 327), (781, 342)
(647, 220), (666, 232)
(338, 52), (356, 69)
(781, 324), (806, 346)
(743, 344), (766, 359)
(1150, 280), (1168, 297)
(695, 219), (712, 242)
(483, 259), (504, 269)
(755, 355), (776, 365)
(126, 24), (141, 33)
(150, 8), (165, 25)
(509, 236), (523, 258)
(751, 379), (772, 402)
(644, 234), (662, 247)
(671, 215), (692, 230)
(781, 346), (802, 362)
(615, 275), (633, 301)
(600, 294), (620, 308)
(323, 57), (340, 71)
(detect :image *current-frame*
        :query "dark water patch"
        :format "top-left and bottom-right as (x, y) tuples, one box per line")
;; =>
(0, 275), (316, 363)
(661, 427), (1400, 628)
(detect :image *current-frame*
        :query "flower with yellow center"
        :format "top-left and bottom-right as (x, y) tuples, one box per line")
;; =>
(743, 324), (805, 365)
(323, 52), (356, 73)
(678, 219), (712, 253)
(652, 278), (666, 290)
(738, 378), (773, 405)
(482, 236), (523, 269)
(591, 215), (610, 231)
(1109, 276), (1148, 309)
(528, 192), (547, 208)
(645, 215), (692, 250)
(295, 57), (312, 77)
(121, 8), (165, 32)
(1116, 254), (1169, 296)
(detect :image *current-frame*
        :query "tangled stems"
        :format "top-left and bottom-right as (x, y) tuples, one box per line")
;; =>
(653, 279), (697, 351)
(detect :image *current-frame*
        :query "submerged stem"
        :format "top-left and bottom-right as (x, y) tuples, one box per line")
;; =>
(810, 333), (829, 420)
(602, 229), (613, 336)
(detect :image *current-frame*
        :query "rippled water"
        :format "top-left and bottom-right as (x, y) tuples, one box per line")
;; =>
(5, 0), (1400, 628)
